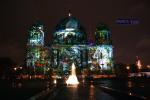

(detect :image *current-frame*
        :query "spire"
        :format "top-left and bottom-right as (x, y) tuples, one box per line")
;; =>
(136, 56), (142, 70)
(68, 10), (72, 17)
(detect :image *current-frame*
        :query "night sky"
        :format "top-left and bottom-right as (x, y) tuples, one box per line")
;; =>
(0, 0), (150, 66)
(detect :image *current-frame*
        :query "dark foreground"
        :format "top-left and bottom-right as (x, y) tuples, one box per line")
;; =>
(44, 82), (147, 100)
(0, 79), (51, 100)
(0, 78), (150, 100)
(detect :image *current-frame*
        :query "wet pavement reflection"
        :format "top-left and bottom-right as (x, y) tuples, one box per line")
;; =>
(12, 81), (22, 88)
(50, 83), (117, 100)
(89, 84), (94, 100)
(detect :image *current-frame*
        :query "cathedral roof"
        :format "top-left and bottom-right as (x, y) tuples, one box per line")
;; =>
(53, 14), (87, 44)
(55, 15), (85, 32)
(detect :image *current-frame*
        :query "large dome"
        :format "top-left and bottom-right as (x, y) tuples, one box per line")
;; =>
(52, 16), (87, 45)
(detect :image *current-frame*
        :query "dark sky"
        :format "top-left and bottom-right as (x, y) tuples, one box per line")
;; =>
(0, 0), (150, 66)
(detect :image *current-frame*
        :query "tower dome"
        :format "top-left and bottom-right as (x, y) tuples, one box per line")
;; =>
(95, 23), (111, 45)
(27, 21), (44, 46)
(52, 14), (87, 45)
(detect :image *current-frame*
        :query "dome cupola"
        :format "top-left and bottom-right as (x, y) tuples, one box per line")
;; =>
(53, 14), (87, 45)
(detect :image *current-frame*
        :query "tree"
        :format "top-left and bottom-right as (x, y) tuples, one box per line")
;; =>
(130, 64), (138, 73)
(0, 57), (16, 79)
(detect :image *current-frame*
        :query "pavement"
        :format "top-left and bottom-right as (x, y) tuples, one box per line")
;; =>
(43, 83), (118, 100)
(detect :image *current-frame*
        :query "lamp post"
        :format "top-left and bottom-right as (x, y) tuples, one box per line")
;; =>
(101, 63), (104, 74)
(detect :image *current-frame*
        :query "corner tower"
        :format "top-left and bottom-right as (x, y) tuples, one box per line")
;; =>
(95, 23), (112, 45)
(88, 23), (113, 73)
(26, 22), (45, 68)
(94, 23), (113, 71)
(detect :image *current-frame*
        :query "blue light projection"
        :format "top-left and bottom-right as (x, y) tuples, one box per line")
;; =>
(26, 22), (50, 68)
(28, 23), (44, 46)
(26, 15), (113, 75)
(51, 17), (113, 74)
(53, 17), (86, 45)
(88, 45), (113, 70)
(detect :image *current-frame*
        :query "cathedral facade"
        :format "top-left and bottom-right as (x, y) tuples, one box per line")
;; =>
(26, 15), (113, 75)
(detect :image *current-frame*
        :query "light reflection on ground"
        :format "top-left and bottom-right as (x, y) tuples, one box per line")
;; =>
(89, 84), (95, 100)
(52, 83), (117, 100)
(12, 82), (22, 88)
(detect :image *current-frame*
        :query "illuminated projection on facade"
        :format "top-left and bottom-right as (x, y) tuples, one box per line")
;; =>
(88, 24), (113, 71)
(26, 22), (50, 72)
(26, 14), (113, 74)
(51, 16), (87, 74)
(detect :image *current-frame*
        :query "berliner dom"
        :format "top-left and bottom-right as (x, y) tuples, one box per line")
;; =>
(26, 14), (113, 75)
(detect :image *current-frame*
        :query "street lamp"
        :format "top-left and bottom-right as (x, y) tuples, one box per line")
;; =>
(126, 66), (130, 70)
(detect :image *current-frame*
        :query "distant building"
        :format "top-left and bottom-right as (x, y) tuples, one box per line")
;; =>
(136, 56), (142, 70)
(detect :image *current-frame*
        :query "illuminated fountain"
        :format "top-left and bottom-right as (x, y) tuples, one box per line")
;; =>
(66, 63), (79, 85)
